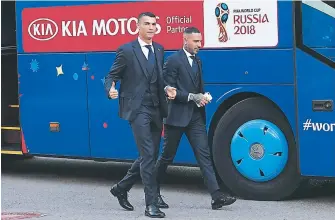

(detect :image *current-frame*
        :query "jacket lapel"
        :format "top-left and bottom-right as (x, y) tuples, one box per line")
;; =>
(153, 43), (165, 98)
(132, 40), (149, 79)
(153, 43), (160, 66)
(196, 56), (205, 93)
(180, 50), (196, 86)
(153, 43), (162, 75)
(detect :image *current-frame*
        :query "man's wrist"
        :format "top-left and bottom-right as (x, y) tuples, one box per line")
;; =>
(164, 85), (169, 93)
(188, 93), (194, 102)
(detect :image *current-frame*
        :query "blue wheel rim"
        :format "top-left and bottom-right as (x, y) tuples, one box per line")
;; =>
(230, 119), (289, 182)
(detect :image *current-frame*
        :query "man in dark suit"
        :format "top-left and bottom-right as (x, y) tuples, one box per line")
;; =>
(156, 27), (237, 209)
(104, 12), (176, 218)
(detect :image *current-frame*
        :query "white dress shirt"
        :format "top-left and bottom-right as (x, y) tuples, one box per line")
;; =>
(183, 48), (197, 101)
(138, 37), (154, 59)
(183, 47), (195, 67)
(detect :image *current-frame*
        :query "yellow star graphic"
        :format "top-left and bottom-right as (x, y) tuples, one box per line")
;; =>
(56, 65), (64, 76)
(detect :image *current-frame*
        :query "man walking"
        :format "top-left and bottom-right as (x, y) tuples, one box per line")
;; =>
(157, 27), (237, 209)
(104, 12), (176, 218)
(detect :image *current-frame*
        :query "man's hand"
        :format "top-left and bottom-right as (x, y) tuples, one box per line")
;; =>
(166, 86), (177, 100)
(189, 93), (208, 107)
(198, 97), (209, 107)
(203, 92), (212, 102)
(109, 82), (118, 99)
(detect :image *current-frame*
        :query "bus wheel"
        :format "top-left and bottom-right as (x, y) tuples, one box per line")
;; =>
(212, 97), (301, 201)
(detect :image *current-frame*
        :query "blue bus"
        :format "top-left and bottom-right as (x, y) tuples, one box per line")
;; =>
(1, 0), (334, 201)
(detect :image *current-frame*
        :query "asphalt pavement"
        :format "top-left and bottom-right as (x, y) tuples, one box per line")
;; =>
(1, 156), (335, 220)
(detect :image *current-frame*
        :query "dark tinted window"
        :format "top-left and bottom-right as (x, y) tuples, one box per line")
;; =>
(1, 1), (16, 48)
(323, 1), (335, 8)
(295, 1), (335, 68)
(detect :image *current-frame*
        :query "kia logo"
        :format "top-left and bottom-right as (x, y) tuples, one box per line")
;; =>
(28, 18), (58, 41)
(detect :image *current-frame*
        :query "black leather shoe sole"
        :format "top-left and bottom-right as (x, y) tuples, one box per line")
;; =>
(211, 198), (236, 210)
(145, 211), (165, 218)
(157, 203), (169, 209)
(212, 203), (224, 210)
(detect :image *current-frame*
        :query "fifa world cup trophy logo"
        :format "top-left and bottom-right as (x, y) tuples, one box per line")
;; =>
(215, 3), (229, 42)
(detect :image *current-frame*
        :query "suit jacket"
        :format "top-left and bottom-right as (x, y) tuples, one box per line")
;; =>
(104, 39), (168, 121)
(163, 49), (206, 127)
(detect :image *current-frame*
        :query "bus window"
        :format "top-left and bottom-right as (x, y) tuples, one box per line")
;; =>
(1, 1), (17, 48)
(324, 1), (335, 8)
(297, 1), (335, 66)
(302, 1), (335, 49)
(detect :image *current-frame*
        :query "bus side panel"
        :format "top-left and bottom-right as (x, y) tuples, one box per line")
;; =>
(295, 2), (335, 177)
(204, 85), (296, 136)
(295, 50), (335, 177)
(86, 53), (140, 160)
(18, 54), (91, 157)
(201, 49), (294, 84)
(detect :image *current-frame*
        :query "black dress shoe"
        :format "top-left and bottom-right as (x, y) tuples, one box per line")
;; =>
(145, 204), (165, 218)
(157, 195), (169, 209)
(110, 184), (134, 211)
(211, 195), (237, 210)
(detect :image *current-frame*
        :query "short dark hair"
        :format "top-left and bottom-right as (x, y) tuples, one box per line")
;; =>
(138, 12), (156, 21)
(184, 27), (201, 34)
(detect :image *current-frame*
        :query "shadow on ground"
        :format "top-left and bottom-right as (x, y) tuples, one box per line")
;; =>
(2, 155), (335, 200)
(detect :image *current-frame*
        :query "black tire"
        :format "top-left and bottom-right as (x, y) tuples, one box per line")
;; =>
(212, 97), (301, 201)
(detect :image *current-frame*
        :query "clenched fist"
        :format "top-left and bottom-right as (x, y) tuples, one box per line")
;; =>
(166, 86), (177, 100)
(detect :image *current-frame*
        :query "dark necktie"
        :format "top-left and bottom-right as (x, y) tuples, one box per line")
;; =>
(190, 55), (198, 76)
(145, 45), (155, 73)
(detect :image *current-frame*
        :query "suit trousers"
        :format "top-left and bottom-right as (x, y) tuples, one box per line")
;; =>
(117, 104), (162, 206)
(156, 108), (220, 194)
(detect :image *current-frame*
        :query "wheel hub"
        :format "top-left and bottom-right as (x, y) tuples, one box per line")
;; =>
(249, 143), (265, 160)
(230, 119), (289, 182)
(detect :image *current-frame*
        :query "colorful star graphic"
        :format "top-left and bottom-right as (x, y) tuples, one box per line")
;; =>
(82, 62), (89, 71)
(56, 65), (64, 76)
(30, 59), (39, 72)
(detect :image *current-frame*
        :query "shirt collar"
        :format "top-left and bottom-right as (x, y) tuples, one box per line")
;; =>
(183, 48), (194, 58)
(138, 37), (152, 47)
